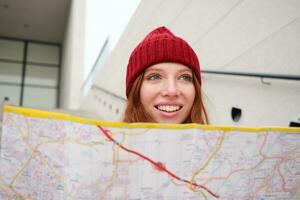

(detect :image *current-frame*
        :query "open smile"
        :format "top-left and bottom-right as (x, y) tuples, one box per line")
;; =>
(155, 105), (182, 113)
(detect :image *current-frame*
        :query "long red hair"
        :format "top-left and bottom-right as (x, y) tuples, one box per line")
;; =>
(123, 73), (209, 124)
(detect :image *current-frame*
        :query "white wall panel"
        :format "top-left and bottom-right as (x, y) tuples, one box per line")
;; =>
(60, 0), (85, 110)
(25, 65), (59, 86)
(23, 87), (57, 109)
(0, 85), (21, 105)
(228, 18), (300, 74)
(171, 0), (240, 44)
(27, 43), (60, 65)
(0, 39), (24, 61)
(83, 0), (300, 126)
(0, 62), (23, 84)
(202, 75), (300, 126)
(196, 0), (300, 68)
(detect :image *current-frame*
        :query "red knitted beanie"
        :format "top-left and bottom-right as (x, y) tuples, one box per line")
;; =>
(126, 26), (201, 97)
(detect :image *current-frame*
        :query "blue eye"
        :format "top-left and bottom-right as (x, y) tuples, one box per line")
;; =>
(147, 74), (161, 80)
(179, 74), (193, 82)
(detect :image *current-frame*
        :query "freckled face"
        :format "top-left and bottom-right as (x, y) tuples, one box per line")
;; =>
(140, 63), (196, 124)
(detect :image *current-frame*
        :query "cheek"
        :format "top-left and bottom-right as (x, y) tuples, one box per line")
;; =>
(140, 83), (154, 106)
(185, 86), (196, 104)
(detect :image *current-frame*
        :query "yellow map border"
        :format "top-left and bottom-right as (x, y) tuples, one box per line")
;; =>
(3, 105), (300, 133)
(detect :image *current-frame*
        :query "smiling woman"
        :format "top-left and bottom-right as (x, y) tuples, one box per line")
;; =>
(140, 63), (196, 124)
(123, 26), (209, 124)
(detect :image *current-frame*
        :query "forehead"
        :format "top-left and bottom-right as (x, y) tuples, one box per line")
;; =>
(145, 62), (192, 73)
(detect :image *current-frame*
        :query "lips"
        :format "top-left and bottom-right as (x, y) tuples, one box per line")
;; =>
(155, 105), (182, 112)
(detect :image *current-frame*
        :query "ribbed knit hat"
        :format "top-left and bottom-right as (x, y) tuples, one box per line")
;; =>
(126, 26), (201, 97)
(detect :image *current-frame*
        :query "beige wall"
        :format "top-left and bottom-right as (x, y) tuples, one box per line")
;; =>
(60, 0), (85, 110)
(82, 0), (300, 126)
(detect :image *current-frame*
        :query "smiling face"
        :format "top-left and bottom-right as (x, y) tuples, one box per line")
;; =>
(140, 63), (196, 124)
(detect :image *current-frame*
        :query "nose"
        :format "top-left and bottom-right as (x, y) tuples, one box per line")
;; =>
(161, 79), (180, 97)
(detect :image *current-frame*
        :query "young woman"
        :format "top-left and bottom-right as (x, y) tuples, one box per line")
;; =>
(123, 26), (209, 124)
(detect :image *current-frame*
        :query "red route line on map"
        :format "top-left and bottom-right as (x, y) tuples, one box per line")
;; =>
(98, 126), (219, 198)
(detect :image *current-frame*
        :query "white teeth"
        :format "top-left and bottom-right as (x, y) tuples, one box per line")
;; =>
(157, 105), (180, 112)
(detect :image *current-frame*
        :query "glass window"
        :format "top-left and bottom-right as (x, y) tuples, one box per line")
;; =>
(27, 43), (60, 65)
(0, 62), (23, 84)
(0, 84), (21, 105)
(0, 39), (61, 108)
(0, 39), (24, 61)
(23, 87), (57, 109)
(25, 65), (59, 87)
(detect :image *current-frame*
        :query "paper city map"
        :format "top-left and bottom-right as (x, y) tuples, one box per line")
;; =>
(0, 106), (299, 200)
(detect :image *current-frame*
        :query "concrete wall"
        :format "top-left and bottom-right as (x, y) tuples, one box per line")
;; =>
(60, 0), (85, 110)
(82, 0), (300, 127)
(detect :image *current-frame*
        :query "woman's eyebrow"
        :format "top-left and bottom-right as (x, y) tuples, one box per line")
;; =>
(144, 68), (163, 73)
(178, 69), (193, 74)
(144, 68), (193, 74)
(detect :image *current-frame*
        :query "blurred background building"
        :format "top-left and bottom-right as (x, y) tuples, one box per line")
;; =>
(0, 0), (299, 127)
